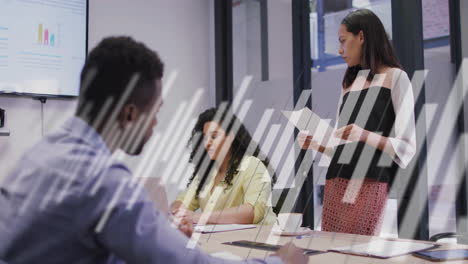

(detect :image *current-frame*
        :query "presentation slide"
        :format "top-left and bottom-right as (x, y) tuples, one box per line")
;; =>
(0, 0), (87, 96)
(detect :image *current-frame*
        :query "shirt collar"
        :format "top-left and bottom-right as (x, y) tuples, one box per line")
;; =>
(62, 116), (111, 155)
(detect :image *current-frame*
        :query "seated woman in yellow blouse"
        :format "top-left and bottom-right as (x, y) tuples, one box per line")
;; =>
(171, 108), (277, 225)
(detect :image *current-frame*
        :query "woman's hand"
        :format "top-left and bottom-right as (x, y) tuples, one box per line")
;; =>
(334, 124), (369, 142)
(173, 208), (201, 224)
(173, 207), (193, 218)
(170, 215), (194, 238)
(170, 201), (185, 214)
(273, 242), (308, 264)
(297, 131), (327, 153)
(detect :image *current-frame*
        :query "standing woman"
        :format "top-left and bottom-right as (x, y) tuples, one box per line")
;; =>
(299, 9), (416, 235)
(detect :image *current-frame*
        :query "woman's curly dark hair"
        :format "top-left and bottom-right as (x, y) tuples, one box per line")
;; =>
(187, 107), (276, 197)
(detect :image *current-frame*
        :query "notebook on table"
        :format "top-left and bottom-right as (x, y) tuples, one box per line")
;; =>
(329, 239), (439, 259)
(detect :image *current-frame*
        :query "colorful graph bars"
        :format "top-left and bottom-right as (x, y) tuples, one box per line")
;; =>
(37, 23), (55, 46)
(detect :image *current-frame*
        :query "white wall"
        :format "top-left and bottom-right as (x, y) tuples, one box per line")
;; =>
(0, 0), (212, 195)
(0, 96), (76, 182)
(88, 0), (212, 126)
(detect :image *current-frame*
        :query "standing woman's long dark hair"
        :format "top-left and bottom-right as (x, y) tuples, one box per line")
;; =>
(187, 107), (276, 197)
(341, 9), (402, 88)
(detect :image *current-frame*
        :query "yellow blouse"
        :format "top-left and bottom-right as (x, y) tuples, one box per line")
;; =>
(176, 156), (277, 224)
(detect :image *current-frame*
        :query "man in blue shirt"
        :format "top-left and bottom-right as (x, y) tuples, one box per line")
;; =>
(0, 37), (307, 264)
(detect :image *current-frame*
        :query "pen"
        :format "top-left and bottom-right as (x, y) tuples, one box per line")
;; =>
(296, 234), (314, 239)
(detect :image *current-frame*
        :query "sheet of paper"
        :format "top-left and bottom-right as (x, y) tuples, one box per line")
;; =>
(282, 107), (349, 147)
(210, 251), (243, 261)
(194, 224), (256, 234)
(330, 239), (436, 258)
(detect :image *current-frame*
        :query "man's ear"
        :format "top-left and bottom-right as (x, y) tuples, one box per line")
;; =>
(118, 104), (139, 128)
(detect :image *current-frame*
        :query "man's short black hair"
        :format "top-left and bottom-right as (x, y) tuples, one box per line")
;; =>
(77, 36), (164, 121)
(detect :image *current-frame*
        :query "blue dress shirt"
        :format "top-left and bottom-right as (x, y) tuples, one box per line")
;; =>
(0, 117), (282, 264)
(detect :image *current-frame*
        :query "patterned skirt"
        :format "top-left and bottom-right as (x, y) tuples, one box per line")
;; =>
(322, 177), (388, 236)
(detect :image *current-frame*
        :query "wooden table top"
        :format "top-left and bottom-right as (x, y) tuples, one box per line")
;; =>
(196, 225), (468, 263)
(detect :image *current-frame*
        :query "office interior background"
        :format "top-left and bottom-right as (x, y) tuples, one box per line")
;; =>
(0, 0), (467, 243)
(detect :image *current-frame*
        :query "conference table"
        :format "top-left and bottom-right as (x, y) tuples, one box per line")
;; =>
(197, 225), (468, 263)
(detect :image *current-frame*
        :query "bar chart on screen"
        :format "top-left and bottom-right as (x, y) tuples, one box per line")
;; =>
(36, 23), (61, 48)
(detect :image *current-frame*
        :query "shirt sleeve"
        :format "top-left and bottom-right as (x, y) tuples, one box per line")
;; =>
(76, 166), (283, 264)
(175, 179), (200, 211)
(241, 157), (274, 224)
(388, 69), (417, 168)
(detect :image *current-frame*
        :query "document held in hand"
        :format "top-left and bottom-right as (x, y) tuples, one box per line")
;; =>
(282, 107), (350, 147)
